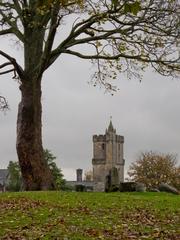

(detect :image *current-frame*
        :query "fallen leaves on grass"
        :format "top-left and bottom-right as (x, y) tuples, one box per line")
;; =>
(0, 193), (179, 240)
(0, 197), (43, 212)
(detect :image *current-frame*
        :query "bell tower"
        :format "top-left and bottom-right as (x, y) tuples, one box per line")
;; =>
(92, 120), (125, 191)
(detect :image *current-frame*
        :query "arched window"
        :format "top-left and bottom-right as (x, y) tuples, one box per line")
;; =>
(102, 143), (105, 150)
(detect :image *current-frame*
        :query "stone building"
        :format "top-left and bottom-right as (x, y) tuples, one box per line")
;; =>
(92, 120), (125, 191)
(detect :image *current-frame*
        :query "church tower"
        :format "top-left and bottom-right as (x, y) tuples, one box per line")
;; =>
(92, 120), (125, 191)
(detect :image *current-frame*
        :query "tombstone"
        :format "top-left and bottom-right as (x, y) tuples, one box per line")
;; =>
(110, 167), (119, 186)
(109, 167), (119, 191)
(158, 183), (179, 195)
(149, 188), (160, 192)
(135, 183), (146, 192)
(104, 168), (119, 192)
(105, 174), (111, 192)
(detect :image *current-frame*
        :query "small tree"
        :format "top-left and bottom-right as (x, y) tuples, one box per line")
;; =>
(43, 149), (66, 190)
(7, 161), (22, 191)
(84, 170), (93, 181)
(128, 151), (180, 189)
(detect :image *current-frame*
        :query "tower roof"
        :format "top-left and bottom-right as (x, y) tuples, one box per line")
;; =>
(107, 119), (115, 132)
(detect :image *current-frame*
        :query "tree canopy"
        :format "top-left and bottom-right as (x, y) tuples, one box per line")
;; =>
(127, 151), (180, 189)
(0, 0), (179, 91)
(84, 169), (93, 181)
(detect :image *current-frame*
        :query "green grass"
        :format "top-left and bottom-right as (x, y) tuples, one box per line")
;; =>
(0, 192), (179, 239)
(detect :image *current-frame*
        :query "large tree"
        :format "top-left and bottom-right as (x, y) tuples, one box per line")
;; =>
(0, 0), (179, 190)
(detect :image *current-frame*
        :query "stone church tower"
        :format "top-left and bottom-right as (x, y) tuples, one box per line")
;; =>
(92, 120), (125, 191)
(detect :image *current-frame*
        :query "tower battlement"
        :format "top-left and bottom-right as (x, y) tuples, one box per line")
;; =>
(116, 135), (124, 143)
(93, 134), (106, 142)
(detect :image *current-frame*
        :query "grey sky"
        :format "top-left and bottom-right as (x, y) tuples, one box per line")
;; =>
(0, 39), (180, 180)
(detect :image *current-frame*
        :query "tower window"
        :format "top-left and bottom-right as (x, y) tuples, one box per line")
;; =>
(102, 143), (105, 150)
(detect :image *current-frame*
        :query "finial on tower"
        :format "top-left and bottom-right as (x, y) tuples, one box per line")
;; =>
(108, 116), (114, 132)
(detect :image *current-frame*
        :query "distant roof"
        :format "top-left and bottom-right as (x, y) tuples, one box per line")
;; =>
(0, 169), (8, 185)
(66, 181), (94, 187)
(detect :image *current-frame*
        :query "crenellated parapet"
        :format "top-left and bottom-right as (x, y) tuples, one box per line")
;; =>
(116, 135), (124, 143)
(93, 134), (106, 142)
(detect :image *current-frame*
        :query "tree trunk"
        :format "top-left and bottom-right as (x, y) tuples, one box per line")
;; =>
(16, 78), (54, 190)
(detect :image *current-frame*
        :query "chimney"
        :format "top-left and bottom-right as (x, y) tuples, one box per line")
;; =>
(76, 168), (83, 182)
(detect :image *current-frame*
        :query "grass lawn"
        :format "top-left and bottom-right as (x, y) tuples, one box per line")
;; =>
(0, 192), (179, 239)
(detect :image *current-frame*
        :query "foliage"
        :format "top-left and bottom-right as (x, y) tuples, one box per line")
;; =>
(128, 151), (180, 189)
(6, 161), (22, 192)
(43, 149), (66, 190)
(0, 192), (179, 239)
(0, 0), (179, 92)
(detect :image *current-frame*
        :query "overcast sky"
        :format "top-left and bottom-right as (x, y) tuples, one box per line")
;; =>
(0, 38), (180, 180)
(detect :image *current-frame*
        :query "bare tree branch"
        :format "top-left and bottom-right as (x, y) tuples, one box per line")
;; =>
(0, 69), (14, 75)
(0, 1), (24, 41)
(0, 95), (9, 111)
(46, 0), (180, 81)
(0, 28), (13, 35)
(0, 62), (12, 69)
(38, 2), (61, 75)
(0, 50), (24, 79)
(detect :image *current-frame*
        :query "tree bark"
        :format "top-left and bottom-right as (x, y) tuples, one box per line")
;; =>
(16, 78), (54, 190)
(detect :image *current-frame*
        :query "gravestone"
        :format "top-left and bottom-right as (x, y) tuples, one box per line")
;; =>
(110, 167), (119, 191)
(105, 167), (119, 192)
(110, 167), (119, 185)
(159, 183), (179, 195)
(149, 188), (160, 192)
(135, 183), (146, 192)
(105, 174), (111, 192)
